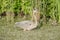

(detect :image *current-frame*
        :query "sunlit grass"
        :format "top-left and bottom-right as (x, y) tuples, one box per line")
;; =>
(0, 18), (60, 40)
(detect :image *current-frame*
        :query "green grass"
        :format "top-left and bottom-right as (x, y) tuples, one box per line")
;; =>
(0, 18), (60, 40)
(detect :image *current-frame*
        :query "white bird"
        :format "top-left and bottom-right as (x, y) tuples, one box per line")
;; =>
(15, 8), (39, 31)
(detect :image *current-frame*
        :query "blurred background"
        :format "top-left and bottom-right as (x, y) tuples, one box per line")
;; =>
(0, 0), (60, 26)
(0, 0), (60, 40)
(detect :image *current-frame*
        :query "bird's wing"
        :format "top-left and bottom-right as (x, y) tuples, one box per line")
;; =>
(15, 20), (33, 28)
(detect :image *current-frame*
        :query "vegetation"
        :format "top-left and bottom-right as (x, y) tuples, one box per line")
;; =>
(0, 0), (59, 25)
(0, 0), (60, 40)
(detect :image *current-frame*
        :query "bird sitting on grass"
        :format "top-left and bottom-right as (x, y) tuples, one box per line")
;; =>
(15, 8), (40, 31)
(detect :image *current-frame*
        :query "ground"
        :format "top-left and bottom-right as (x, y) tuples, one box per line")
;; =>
(0, 25), (60, 40)
(0, 18), (60, 40)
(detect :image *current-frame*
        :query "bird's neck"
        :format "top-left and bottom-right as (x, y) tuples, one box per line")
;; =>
(32, 15), (38, 25)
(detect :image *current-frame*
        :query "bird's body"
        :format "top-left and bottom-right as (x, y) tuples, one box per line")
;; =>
(15, 8), (40, 31)
(15, 20), (37, 31)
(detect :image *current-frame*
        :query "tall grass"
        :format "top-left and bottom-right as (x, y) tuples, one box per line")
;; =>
(0, 0), (59, 26)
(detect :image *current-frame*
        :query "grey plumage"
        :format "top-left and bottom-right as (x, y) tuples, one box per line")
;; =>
(15, 8), (39, 31)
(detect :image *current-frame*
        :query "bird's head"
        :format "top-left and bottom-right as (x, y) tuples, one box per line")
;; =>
(32, 8), (40, 21)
